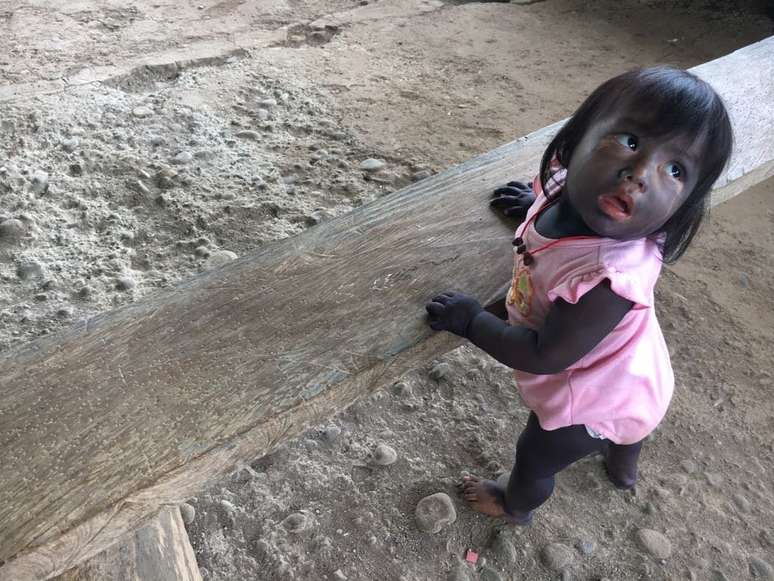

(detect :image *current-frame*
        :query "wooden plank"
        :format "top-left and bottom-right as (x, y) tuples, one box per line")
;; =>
(52, 508), (201, 581)
(1, 36), (772, 581)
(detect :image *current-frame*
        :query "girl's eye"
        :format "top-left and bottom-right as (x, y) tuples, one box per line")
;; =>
(666, 163), (683, 179)
(614, 133), (638, 150)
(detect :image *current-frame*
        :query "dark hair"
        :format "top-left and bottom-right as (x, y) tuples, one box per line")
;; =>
(540, 66), (733, 263)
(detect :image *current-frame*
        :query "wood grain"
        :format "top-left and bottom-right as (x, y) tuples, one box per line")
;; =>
(1, 36), (772, 581)
(51, 508), (201, 581)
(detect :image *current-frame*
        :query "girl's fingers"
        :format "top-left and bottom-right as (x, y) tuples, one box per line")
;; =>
(490, 194), (524, 208)
(426, 302), (445, 317)
(506, 181), (529, 189)
(504, 206), (528, 217)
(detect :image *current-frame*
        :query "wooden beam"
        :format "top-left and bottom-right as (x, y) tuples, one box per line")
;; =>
(51, 508), (201, 581)
(1, 36), (772, 581)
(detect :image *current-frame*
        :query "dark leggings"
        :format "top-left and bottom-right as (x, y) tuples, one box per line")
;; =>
(505, 412), (643, 513)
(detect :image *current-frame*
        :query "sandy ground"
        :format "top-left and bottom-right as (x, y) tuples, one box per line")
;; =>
(1, 1), (773, 580)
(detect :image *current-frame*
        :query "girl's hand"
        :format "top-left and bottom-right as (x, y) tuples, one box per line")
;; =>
(490, 180), (536, 219)
(425, 291), (483, 338)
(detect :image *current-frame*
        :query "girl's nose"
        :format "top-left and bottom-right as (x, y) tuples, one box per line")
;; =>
(618, 166), (647, 192)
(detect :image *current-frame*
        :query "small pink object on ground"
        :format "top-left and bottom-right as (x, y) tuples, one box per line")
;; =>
(465, 549), (479, 564)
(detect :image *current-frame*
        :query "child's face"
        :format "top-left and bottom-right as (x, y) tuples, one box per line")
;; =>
(565, 109), (702, 240)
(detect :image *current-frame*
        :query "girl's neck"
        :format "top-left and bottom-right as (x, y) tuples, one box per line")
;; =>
(534, 194), (598, 239)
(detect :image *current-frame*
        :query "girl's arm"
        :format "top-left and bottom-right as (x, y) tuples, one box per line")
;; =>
(426, 281), (633, 375)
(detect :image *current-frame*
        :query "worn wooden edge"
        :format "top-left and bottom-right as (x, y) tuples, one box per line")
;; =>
(51, 507), (201, 581)
(0, 36), (772, 581)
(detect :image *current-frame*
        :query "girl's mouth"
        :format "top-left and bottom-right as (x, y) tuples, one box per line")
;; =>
(597, 192), (633, 221)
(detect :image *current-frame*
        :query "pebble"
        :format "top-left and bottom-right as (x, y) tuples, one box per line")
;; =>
(412, 169), (433, 181)
(60, 136), (80, 152)
(749, 557), (774, 579)
(204, 250), (238, 270)
(281, 511), (308, 533)
(333, 570), (347, 580)
(447, 562), (472, 581)
(155, 167), (178, 190)
(179, 502), (196, 524)
(635, 528), (672, 559)
(57, 307), (73, 319)
(17, 260), (45, 280)
(173, 151), (193, 164)
(69, 163), (83, 176)
(429, 362), (451, 381)
(732, 493), (751, 512)
(680, 459), (698, 474)
(392, 381), (412, 397)
(541, 542), (574, 571)
(575, 538), (596, 556)
(235, 130), (261, 140)
(150, 135), (165, 146)
(258, 98), (277, 109)
(479, 567), (502, 581)
(30, 171), (49, 195)
(492, 531), (517, 563)
(710, 570), (730, 581)
(132, 179), (149, 194)
(194, 245), (211, 258)
(132, 106), (154, 118)
(115, 276), (136, 291)
(256, 109), (270, 122)
(415, 492), (457, 533)
(704, 472), (723, 487)
(372, 443), (397, 466)
(359, 158), (386, 172)
(0, 219), (26, 242)
(323, 425), (341, 443)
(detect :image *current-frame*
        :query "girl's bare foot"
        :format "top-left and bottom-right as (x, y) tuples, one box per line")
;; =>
(460, 475), (533, 525)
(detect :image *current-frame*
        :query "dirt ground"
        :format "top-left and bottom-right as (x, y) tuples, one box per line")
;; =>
(2, 1), (773, 580)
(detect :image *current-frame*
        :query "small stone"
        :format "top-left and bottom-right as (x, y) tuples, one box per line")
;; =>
(372, 444), (397, 466)
(0, 219), (26, 242)
(412, 169), (433, 181)
(282, 511), (308, 533)
(680, 459), (697, 474)
(415, 492), (457, 533)
(172, 151), (193, 164)
(492, 531), (517, 563)
(541, 542), (574, 571)
(133, 179), (150, 194)
(61, 137), (80, 152)
(749, 557), (774, 579)
(150, 135), (165, 146)
(429, 362), (451, 381)
(194, 245), (211, 258)
(479, 567), (502, 581)
(115, 276), (136, 291)
(710, 570), (730, 581)
(155, 167), (178, 189)
(704, 472), (723, 487)
(132, 106), (154, 118)
(732, 493), (751, 513)
(77, 286), (93, 300)
(34, 293), (48, 302)
(447, 563), (472, 581)
(256, 109), (270, 122)
(576, 539), (596, 556)
(359, 158), (386, 172)
(57, 307), (73, 319)
(69, 163), (83, 176)
(392, 381), (412, 397)
(635, 528), (672, 559)
(220, 499), (236, 512)
(17, 260), (45, 280)
(258, 98), (277, 109)
(323, 425), (341, 443)
(179, 502), (196, 524)
(235, 130), (261, 140)
(204, 250), (238, 270)
(30, 171), (49, 195)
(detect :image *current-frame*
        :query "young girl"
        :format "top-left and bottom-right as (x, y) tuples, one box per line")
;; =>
(425, 66), (732, 525)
